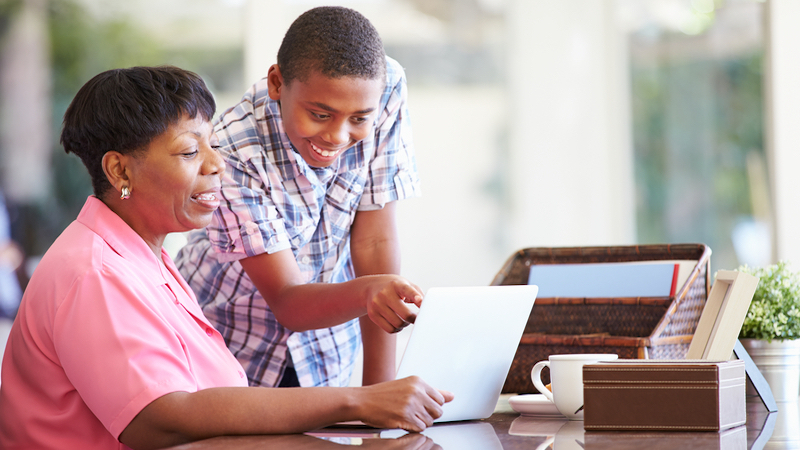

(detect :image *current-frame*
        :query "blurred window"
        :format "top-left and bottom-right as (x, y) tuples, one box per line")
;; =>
(624, 0), (768, 272)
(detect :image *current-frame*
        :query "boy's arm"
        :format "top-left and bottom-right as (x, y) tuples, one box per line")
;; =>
(350, 202), (403, 385)
(238, 251), (419, 333)
(238, 201), (420, 334)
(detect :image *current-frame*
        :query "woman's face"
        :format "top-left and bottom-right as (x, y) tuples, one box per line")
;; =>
(124, 114), (224, 241)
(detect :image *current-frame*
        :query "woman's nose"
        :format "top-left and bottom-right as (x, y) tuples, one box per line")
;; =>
(204, 145), (225, 177)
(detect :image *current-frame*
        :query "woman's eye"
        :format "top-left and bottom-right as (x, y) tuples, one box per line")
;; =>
(183, 150), (199, 157)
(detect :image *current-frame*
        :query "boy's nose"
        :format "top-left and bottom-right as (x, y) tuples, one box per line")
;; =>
(324, 124), (350, 147)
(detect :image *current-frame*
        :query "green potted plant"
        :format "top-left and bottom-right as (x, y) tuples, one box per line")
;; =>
(738, 261), (800, 402)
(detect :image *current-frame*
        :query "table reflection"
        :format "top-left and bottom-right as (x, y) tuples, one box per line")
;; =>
(506, 418), (582, 450)
(762, 400), (799, 449)
(380, 422), (502, 449)
(307, 421), (501, 449)
(505, 416), (753, 450)
(162, 396), (796, 449)
(160, 433), (441, 449)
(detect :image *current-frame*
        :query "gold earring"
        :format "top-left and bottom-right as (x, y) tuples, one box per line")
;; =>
(120, 186), (131, 200)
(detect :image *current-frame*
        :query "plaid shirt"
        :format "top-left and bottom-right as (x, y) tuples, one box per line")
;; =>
(176, 56), (420, 387)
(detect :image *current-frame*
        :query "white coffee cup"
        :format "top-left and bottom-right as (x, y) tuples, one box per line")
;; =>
(531, 353), (618, 420)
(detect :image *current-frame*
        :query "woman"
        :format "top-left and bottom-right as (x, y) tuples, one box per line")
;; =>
(0, 66), (451, 450)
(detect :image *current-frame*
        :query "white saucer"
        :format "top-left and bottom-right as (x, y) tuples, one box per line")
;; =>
(508, 394), (563, 417)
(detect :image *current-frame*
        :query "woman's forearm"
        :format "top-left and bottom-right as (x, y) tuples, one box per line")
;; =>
(119, 386), (357, 449)
(119, 378), (451, 450)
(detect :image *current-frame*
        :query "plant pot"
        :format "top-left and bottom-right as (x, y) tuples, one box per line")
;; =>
(740, 338), (800, 402)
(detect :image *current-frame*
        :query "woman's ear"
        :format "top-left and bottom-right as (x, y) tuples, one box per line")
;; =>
(267, 64), (284, 101)
(101, 151), (130, 196)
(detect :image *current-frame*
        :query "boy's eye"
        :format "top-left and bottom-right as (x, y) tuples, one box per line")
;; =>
(312, 112), (330, 120)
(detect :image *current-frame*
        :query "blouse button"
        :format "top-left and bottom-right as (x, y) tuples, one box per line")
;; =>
(244, 221), (259, 235)
(238, 371), (245, 378)
(206, 328), (213, 337)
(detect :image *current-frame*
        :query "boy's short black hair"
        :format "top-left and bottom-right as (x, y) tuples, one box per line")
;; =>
(277, 6), (386, 85)
(60, 66), (216, 197)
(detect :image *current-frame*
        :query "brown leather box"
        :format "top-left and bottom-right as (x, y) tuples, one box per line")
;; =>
(582, 359), (746, 431)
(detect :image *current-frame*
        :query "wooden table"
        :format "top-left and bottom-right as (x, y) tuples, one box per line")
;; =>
(162, 395), (797, 449)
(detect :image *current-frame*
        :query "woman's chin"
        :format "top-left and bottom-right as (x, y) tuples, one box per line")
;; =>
(175, 214), (214, 234)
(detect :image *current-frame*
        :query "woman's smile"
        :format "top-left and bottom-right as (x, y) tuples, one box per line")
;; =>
(191, 189), (221, 210)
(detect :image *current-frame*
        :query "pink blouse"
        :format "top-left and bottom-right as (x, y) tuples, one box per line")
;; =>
(0, 196), (248, 449)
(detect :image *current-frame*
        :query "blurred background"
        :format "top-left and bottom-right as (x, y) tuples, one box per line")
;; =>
(3, 0), (800, 321)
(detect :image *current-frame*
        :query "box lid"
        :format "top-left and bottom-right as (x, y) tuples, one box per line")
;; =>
(584, 359), (745, 386)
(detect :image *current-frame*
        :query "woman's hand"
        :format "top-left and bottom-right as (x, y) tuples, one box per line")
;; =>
(354, 376), (454, 432)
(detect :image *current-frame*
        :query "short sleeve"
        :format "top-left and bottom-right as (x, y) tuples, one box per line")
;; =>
(53, 268), (198, 438)
(205, 92), (293, 262)
(358, 57), (421, 211)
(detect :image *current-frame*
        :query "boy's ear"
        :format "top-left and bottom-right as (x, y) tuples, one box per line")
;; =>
(267, 64), (284, 101)
(102, 151), (131, 194)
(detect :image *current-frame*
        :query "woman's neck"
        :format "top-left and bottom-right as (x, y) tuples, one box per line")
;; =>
(99, 194), (166, 262)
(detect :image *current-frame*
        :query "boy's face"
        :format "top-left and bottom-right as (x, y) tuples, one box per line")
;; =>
(267, 65), (384, 168)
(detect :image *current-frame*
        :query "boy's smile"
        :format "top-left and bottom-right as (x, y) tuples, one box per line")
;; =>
(267, 64), (385, 168)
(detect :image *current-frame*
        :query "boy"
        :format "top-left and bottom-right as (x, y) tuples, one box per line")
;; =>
(177, 6), (422, 389)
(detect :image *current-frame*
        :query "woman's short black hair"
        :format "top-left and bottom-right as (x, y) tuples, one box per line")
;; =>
(277, 6), (386, 85)
(60, 66), (216, 197)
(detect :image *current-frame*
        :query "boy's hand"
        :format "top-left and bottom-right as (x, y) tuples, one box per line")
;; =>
(356, 376), (454, 432)
(366, 277), (423, 333)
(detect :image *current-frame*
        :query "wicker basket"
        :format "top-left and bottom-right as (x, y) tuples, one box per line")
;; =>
(492, 243), (711, 394)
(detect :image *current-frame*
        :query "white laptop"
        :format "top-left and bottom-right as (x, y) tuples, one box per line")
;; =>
(395, 285), (538, 423)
